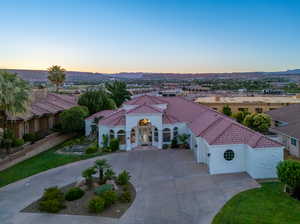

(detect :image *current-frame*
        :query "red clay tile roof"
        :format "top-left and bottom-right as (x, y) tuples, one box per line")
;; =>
(86, 110), (115, 120)
(8, 93), (77, 121)
(98, 110), (126, 126)
(124, 95), (167, 105)
(91, 95), (282, 149)
(127, 104), (163, 114)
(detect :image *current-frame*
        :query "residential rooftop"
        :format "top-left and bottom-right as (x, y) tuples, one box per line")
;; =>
(195, 95), (300, 104)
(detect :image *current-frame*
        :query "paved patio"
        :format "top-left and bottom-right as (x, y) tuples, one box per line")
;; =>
(0, 150), (260, 224)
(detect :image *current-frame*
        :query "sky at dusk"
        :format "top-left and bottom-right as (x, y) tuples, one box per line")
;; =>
(1, 0), (300, 73)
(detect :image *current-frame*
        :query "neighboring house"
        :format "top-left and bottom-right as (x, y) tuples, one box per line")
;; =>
(266, 104), (300, 157)
(195, 95), (300, 113)
(86, 95), (283, 179)
(1, 89), (77, 138)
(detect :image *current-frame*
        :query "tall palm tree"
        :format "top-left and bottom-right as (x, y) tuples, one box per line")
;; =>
(0, 71), (31, 130)
(105, 81), (131, 107)
(47, 65), (66, 93)
(0, 71), (30, 154)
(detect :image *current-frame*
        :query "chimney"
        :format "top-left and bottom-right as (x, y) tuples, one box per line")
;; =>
(31, 88), (48, 103)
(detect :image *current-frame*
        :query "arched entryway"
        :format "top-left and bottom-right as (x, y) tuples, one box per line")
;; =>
(136, 118), (155, 146)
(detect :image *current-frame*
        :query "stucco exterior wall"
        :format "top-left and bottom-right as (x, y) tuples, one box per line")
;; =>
(246, 146), (284, 178)
(208, 144), (246, 175)
(85, 120), (93, 136)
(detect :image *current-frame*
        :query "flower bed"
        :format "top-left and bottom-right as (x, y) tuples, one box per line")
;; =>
(21, 159), (135, 218)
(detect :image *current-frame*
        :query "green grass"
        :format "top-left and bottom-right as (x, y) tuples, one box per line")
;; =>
(213, 182), (300, 224)
(0, 142), (105, 188)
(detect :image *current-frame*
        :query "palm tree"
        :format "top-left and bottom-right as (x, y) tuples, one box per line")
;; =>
(47, 65), (66, 93)
(0, 71), (30, 153)
(82, 166), (96, 189)
(104, 168), (116, 181)
(105, 81), (131, 107)
(95, 159), (111, 183)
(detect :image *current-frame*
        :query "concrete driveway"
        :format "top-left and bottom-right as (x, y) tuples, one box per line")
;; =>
(0, 150), (259, 224)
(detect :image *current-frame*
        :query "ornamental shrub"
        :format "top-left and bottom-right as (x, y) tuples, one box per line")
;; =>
(116, 170), (131, 185)
(101, 190), (118, 207)
(39, 199), (63, 213)
(94, 184), (113, 196)
(277, 160), (300, 191)
(65, 187), (85, 201)
(171, 138), (178, 149)
(118, 191), (131, 203)
(40, 187), (64, 202)
(13, 138), (24, 147)
(88, 196), (105, 213)
(38, 187), (65, 213)
(109, 138), (119, 152)
(85, 143), (98, 154)
(23, 133), (36, 142)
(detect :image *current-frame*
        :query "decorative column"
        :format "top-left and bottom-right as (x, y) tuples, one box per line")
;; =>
(158, 129), (163, 149)
(126, 130), (131, 151)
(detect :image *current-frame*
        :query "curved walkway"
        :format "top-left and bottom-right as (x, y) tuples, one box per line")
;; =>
(0, 150), (259, 224)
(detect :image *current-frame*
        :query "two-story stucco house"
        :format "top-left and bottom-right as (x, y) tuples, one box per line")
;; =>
(85, 95), (283, 179)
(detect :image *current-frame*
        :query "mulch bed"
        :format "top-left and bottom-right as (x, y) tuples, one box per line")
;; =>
(21, 181), (136, 218)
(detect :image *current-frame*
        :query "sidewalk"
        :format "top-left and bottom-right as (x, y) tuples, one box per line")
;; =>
(0, 132), (75, 171)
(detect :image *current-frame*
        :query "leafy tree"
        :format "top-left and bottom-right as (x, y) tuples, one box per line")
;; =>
(222, 105), (232, 116)
(59, 106), (89, 133)
(277, 160), (300, 197)
(95, 159), (111, 183)
(78, 88), (116, 115)
(243, 113), (271, 133)
(105, 81), (131, 107)
(47, 65), (66, 93)
(233, 111), (250, 123)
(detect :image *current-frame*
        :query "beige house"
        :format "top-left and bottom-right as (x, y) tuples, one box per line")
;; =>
(1, 89), (77, 138)
(195, 95), (300, 114)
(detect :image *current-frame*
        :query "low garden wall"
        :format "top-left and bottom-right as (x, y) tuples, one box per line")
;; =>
(0, 132), (75, 171)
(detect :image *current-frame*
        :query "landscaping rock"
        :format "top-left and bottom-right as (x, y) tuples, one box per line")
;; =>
(106, 179), (119, 191)
(75, 177), (86, 187)
(80, 185), (88, 191)
(93, 182), (100, 188)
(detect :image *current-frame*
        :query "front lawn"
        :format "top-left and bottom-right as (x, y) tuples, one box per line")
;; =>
(0, 140), (106, 188)
(213, 182), (300, 224)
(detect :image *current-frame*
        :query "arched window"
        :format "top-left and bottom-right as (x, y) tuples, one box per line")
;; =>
(109, 130), (115, 139)
(163, 128), (171, 142)
(173, 127), (178, 139)
(154, 128), (158, 142)
(130, 128), (136, 144)
(117, 130), (126, 145)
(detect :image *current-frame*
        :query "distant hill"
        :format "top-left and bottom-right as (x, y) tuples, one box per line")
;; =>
(264, 69), (300, 75)
(1, 68), (300, 83)
(3, 69), (110, 83)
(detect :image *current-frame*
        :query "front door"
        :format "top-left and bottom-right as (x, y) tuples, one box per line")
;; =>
(138, 126), (152, 146)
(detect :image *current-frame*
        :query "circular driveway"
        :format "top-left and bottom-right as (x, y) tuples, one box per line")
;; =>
(0, 150), (259, 224)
